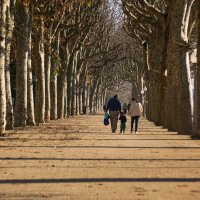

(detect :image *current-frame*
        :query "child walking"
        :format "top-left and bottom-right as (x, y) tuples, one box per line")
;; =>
(119, 112), (127, 133)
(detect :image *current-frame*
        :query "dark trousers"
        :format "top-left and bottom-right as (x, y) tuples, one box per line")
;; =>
(120, 122), (126, 133)
(131, 116), (140, 132)
(109, 111), (119, 132)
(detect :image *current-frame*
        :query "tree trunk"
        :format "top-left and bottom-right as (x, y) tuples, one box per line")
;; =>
(197, 0), (200, 136)
(71, 61), (76, 116)
(45, 47), (51, 122)
(15, 2), (30, 127)
(142, 42), (151, 120)
(5, 0), (15, 129)
(76, 74), (80, 115)
(86, 83), (90, 110)
(0, 0), (7, 135)
(82, 76), (87, 113)
(34, 18), (45, 123)
(57, 72), (65, 119)
(27, 14), (35, 126)
(79, 65), (87, 114)
(57, 47), (66, 119)
(50, 58), (58, 120)
(157, 16), (169, 126)
(131, 82), (138, 97)
(64, 76), (67, 118)
(67, 51), (75, 117)
(165, 0), (194, 133)
(78, 81), (82, 114)
(95, 83), (101, 112)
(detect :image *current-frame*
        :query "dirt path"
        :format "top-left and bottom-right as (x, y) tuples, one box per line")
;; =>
(0, 114), (200, 200)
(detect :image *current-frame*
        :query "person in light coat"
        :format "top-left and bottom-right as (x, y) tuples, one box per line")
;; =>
(129, 97), (143, 133)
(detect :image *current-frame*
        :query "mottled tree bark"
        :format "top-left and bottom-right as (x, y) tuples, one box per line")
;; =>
(79, 65), (87, 114)
(78, 78), (83, 114)
(71, 60), (76, 116)
(44, 47), (51, 121)
(76, 74), (80, 115)
(64, 77), (67, 118)
(57, 72), (65, 119)
(82, 75), (87, 113)
(27, 14), (35, 126)
(197, 0), (200, 136)
(131, 82), (138, 98)
(57, 47), (66, 119)
(165, 0), (194, 133)
(50, 59), (57, 120)
(5, 0), (15, 129)
(158, 17), (169, 126)
(15, 2), (30, 127)
(0, 0), (7, 135)
(95, 83), (101, 112)
(86, 83), (90, 110)
(67, 51), (76, 117)
(34, 18), (45, 123)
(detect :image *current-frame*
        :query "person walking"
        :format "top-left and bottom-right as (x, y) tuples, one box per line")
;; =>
(129, 97), (143, 134)
(107, 94), (121, 133)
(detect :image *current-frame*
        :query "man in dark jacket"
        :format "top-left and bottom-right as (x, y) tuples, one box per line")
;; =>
(107, 94), (121, 133)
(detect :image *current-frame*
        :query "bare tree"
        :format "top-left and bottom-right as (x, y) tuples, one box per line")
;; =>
(14, 1), (30, 127)
(197, 0), (200, 136)
(0, 0), (8, 135)
(5, 0), (15, 129)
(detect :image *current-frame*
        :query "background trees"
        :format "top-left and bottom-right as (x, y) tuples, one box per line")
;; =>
(122, 0), (199, 135)
(0, 0), (124, 135)
(0, 0), (199, 136)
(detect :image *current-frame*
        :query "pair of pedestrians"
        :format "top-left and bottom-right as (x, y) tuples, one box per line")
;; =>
(106, 95), (143, 133)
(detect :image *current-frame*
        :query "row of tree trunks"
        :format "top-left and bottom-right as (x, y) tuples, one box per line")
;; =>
(122, 0), (199, 134)
(0, 1), (113, 135)
(143, 1), (195, 134)
(144, 16), (169, 126)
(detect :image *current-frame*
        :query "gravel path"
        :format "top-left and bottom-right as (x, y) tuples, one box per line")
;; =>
(0, 114), (200, 200)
